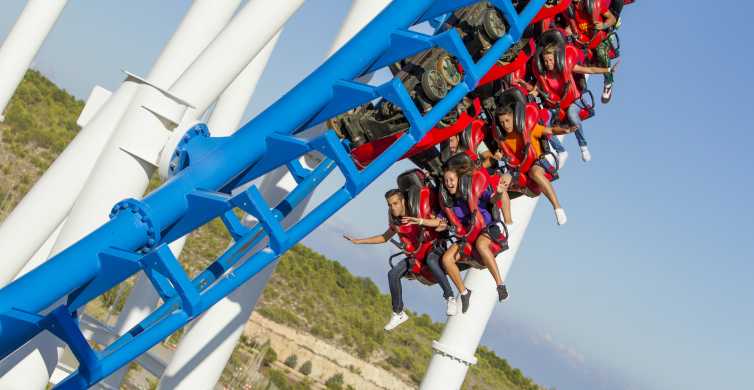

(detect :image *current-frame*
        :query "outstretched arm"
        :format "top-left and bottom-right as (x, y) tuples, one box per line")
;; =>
(343, 228), (395, 244)
(541, 125), (576, 137)
(573, 63), (610, 75)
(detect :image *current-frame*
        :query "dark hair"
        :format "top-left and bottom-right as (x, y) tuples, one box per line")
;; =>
(443, 153), (473, 177)
(384, 188), (403, 200)
(495, 104), (514, 116)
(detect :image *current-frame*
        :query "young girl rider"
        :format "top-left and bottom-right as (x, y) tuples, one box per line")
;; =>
(407, 159), (509, 314)
(523, 34), (616, 162)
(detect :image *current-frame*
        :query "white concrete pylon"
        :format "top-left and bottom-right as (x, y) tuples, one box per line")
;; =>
(0, 0), (244, 288)
(158, 1), (391, 387)
(15, 219), (66, 280)
(206, 31), (281, 137)
(0, 0), (68, 121)
(420, 147), (571, 390)
(0, 1), (245, 388)
(99, 5), (291, 388)
(50, 0), (304, 259)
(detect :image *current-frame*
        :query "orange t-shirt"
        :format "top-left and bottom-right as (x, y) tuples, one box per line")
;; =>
(502, 124), (545, 158)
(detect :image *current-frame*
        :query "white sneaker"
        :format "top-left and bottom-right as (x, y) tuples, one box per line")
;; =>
(557, 151), (568, 165)
(446, 297), (458, 316)
(384, 311), (409, 331)
(554, 208), (567, 225)
(580, 146), (591, 162)
(602, 83), (614, 103)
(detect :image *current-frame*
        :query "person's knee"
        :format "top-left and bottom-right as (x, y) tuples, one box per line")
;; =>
(474, 237), (486, 251)
(530, 165), (545, 179)
(442, 251), (456, 267)
(388, 265), (402, 280)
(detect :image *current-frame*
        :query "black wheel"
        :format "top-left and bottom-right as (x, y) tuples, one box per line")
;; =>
(421, 69), (448, 102)
(482, 8), (506, 40)
(436, 54), (462, 86)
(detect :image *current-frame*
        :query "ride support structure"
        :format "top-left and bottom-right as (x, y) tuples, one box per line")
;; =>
(0, 0), (68, 121)
(0, 1), (547, 389)
(158, 1), (390, 387)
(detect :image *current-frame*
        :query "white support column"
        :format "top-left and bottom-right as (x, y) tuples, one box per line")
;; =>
(50, 0), (304, 259)
(207, 32), (281, 137)
(158, 1), (390, 387)
(15, 219), (66, 280)
(102, 5), (296, 388)
(0, 0), (68, 120)
(0, 2), (245, 388)
(0, 0), (243, 288)
(421, 153), (570, 390)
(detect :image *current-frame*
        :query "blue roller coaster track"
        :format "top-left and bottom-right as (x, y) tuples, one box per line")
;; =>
(0, 0), (546, 388)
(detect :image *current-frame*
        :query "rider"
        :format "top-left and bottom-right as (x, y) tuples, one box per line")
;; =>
(493, 103), (574, 225)
(439, 126), (513, 227)
(343, 189), (458, 330)
(527, 32), (615, 162)
(566, 0), (619, 103)
(416, 158), (509, 314)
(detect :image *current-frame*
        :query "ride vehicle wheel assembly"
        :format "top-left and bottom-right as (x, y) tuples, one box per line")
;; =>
(421, 69), (449, 102)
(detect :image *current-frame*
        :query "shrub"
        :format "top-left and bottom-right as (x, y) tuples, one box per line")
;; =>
(298, 360), (312, 376)
(324, 373), (344, 390)
(284, 354), (298, 368)
(262, 345), (278, 367)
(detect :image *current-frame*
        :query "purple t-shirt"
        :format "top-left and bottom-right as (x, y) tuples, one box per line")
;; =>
(440, 188), (493, 226)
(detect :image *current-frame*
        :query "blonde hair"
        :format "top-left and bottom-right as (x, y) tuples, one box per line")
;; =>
(543, 43), (558, 56)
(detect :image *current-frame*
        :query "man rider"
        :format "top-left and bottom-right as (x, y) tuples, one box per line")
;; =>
(343, 189), (458, 330)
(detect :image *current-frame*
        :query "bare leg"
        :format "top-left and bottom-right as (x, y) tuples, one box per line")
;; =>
(475, 234), (503, 286)
(442, 244), (465, 294)
(498, 173), (513, 225)
(529, 165), (561, 209)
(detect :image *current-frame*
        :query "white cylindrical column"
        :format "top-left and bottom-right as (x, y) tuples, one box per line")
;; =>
(14, 219), (66, 279)
(328, 0), (393, 59)
(51, 0), (303, 258)
(420, 196), (539, 390)
(0, 0), (244, 288)
(0, 81), (135, 286)
(168, 0), (304, 115)
(421, 151), (571, 389)
(207, 32), (281, 137)
(0, 2), (245, 388)
(0, 0), (68, 120)
(159, 1), (390, 387)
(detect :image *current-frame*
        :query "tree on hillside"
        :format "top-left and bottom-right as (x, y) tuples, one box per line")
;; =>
(324, 373), (344, 390)
(299, 360), (312, 376)
(284, 354), (298, 369)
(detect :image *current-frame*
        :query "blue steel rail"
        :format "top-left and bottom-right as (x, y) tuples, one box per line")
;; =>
(0, 0), (546, 388)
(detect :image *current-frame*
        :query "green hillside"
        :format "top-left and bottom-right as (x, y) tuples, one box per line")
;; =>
(0, 70), (544, 390)
(258, 245), (543, 390)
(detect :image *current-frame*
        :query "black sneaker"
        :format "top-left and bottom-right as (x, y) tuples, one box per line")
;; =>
(460, 289), (472, 313)
(497, 284), (508, 301)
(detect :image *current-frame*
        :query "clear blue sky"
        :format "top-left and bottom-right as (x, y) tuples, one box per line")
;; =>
(1, 1), (752, 390)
